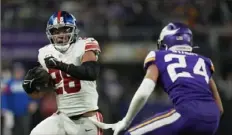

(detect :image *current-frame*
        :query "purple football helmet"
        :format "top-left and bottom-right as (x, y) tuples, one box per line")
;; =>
(157, 22), (193, 52)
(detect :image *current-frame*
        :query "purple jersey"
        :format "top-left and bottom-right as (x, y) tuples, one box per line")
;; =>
(144, 50), (215, 106)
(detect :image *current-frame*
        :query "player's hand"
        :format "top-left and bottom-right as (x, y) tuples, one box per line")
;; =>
(111, 119), (128, 135)
(89, 117), (129, 135)
(44, 55), (61, 69)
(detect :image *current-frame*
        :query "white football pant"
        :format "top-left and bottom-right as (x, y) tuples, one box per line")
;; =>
(30, 112), (103, 135)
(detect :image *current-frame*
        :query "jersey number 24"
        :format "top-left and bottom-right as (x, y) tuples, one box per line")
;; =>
(165, 54), (209, 83)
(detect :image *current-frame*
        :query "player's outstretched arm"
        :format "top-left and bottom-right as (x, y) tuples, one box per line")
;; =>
(209, 78), (224, 115)
(123, 64), (159, 125)
(89, 64), (159, 135)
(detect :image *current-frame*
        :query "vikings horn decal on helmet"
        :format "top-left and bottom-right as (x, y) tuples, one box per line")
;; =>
(157, 22), (193, 52)
(46, 11), (79, 52)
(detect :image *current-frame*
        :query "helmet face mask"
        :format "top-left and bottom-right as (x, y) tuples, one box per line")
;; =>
(46, 11), (79, 52)
(47, 26), (75, 47)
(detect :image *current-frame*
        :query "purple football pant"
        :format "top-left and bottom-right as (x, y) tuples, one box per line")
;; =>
(125, 108), (219, 135)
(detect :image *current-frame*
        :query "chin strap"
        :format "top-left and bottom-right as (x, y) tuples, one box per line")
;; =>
(54, 44), (71, 52)
(168, 45), (193, 52)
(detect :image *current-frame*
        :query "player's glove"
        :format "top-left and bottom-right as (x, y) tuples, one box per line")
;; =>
(44, 55), (61, 69)
(44, 55), (69, 71)
(22, 66), (53, 94)
(44, 55), (70, 73)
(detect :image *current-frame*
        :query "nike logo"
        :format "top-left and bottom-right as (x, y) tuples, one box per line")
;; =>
(23, 82), (30, 85)
(85, 129), (93, 132)
(23, 79), (34, 88)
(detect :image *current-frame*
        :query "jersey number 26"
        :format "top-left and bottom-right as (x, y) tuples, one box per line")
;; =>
(165, 54), (209, 83)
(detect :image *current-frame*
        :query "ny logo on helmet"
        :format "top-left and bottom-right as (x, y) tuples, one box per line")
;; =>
(53, 17), (64, 25)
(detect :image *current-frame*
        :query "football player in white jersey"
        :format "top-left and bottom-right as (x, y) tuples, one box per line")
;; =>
(22, 11), (103, 135)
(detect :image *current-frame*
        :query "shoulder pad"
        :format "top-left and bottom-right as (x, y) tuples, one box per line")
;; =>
(209, 59), (215, 73)
(38, 44), (54, 72)
(38, 44), (53, 53)
(83, 37), (101, 52)
(144, 51), (156, 70)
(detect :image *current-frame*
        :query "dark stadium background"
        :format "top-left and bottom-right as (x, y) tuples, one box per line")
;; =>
(1, 0), (232, 135)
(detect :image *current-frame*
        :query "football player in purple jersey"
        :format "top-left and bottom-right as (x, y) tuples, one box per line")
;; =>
(90, 22), (223, 135)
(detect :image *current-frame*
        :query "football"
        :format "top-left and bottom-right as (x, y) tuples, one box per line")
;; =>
(23, 66), (55, 99)
(25, 66), (54, 92)
(32, 67), (54, 92)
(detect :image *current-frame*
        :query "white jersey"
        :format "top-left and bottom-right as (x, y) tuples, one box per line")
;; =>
(38, 38), (101, 116)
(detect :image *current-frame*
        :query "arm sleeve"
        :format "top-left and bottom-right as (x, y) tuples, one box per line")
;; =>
(59, 61), (100, 81)
(58, 38), (101, 80)
(123, 78), (156, 124)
